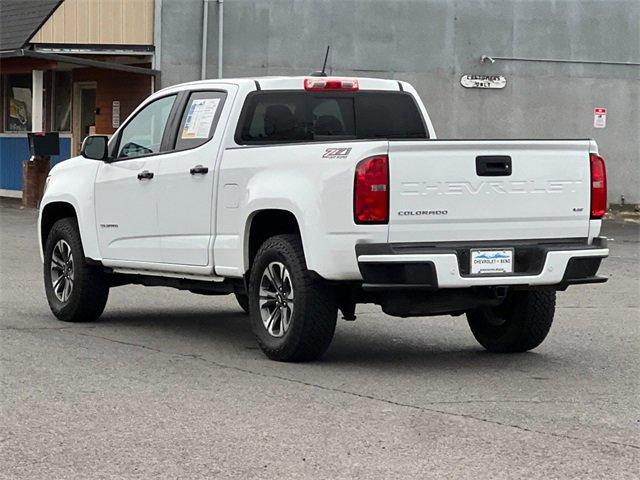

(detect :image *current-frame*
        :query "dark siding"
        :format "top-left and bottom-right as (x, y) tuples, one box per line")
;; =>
(0, 0), (62, 51)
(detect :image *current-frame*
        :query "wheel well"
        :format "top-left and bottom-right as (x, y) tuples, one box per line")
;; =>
(40, 202), (77, 251)
(247, 209), (300, 271)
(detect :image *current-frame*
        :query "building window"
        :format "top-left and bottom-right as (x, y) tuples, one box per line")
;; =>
(53, 71), (71, 132)
(4, 74), (32, 132)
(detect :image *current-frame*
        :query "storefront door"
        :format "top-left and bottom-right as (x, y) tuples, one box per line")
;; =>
(72, 82), (97, 155)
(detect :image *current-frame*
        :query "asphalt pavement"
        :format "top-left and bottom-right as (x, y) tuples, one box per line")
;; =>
(1, 199), (638, 479)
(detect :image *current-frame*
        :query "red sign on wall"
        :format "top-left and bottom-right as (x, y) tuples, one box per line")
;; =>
(593, 107), (607, 129)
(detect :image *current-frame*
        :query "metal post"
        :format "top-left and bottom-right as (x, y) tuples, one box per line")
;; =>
(480, 54), (640, 67)
(201, 0), (209, 79)
(153, 0), (163, 89)
(32, 70), (44, 132)
(218, 0), (224, 78)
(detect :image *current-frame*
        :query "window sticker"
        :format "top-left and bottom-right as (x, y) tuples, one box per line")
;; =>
(181, 98), (220, 139)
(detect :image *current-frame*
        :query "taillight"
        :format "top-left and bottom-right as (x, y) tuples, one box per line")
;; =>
(304, 77), (359, 91)
(354, 155), (389, 224)
(589, 153), (607, 219)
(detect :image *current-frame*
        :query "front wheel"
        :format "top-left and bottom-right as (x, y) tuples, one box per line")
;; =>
(44, 218), (109, 323)
(467, 289), (556, 353)
(248, 234), (337, 362)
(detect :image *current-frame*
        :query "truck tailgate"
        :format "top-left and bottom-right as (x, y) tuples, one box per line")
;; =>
(388, 140), (593, 242)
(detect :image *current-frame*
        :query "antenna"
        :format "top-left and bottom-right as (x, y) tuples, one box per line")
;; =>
(310, 45), (330, 77)
(321, 45), (330, 75)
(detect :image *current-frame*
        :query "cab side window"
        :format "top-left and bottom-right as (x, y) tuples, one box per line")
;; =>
(174, 91), (227, 151)
(117, 95), (176, 159)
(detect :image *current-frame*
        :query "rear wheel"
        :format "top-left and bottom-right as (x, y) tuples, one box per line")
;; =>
(467, 289), (556, 353)
(44, 218), (109, 323)
(248, 234), (337, 362)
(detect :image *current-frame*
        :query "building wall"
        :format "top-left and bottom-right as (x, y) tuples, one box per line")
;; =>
(31, 0), (154, 45)
(72, 67), (152, 135)
(0, 67), (151, 193)
(0, 135), (71, 192)
(158, 0), (639, 204)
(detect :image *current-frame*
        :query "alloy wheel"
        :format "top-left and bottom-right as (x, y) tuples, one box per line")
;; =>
(50, 239), (74, 302)
(259, 261), (294, 337)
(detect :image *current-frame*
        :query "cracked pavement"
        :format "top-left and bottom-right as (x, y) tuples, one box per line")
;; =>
(1, 199), (638, 479)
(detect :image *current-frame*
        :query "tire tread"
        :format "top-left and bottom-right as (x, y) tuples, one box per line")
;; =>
(467, 290), (555, 353)
(249, 234), (337, 362)
(44, 218), (109, 323)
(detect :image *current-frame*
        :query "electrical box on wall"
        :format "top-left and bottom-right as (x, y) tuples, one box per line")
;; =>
(27, 132), (60, 157)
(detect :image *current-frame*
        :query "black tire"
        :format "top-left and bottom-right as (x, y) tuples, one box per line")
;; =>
(248, 234), (337, 362)
(43, 218), (109, 323)
(234, 292), (250, 314)
(467, 289), (556, 353)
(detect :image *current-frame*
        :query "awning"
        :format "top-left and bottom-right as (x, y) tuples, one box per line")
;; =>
(0, 48), (160, 78)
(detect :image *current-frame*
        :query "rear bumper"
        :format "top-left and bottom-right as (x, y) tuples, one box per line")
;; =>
(356, 238), (608, 290)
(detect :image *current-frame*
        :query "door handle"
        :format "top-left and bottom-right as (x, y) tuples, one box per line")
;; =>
(137, 170), (154, 180)
(190, 165), (209, 175)
(476, 156), (512, 176)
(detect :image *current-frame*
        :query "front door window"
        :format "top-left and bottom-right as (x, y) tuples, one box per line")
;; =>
(116, 95), (176, 159)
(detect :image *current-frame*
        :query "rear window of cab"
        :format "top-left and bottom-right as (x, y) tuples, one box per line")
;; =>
(235, 91), (428, 145)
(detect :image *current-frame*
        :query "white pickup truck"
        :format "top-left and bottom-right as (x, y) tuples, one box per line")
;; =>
(39, 76), (609, 361)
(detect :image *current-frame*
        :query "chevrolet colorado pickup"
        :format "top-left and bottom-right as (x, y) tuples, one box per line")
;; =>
(39, 76), (609, 362)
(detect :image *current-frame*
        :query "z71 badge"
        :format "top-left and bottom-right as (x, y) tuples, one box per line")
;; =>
(323, 147), (352, 159)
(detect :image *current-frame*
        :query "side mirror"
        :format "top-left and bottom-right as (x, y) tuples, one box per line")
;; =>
(80, 135), (109, 161)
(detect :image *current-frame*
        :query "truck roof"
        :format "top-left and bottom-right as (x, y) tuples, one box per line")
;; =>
(158, 76), (405, 93)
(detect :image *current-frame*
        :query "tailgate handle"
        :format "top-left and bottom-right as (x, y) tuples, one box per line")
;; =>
(476, 156), (512, 176)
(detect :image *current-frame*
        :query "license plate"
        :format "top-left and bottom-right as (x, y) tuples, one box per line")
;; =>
(470, 249), (514, 275)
